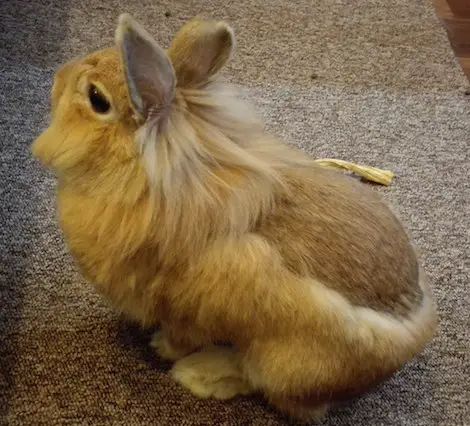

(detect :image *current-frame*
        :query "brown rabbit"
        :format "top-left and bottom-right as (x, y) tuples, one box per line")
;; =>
(32, 13), (437, 423)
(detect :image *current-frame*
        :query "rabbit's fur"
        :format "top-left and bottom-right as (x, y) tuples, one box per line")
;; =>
(32, 14), (437, 422)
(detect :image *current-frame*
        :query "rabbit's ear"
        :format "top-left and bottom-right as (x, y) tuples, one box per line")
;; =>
(168, 18), (235, 87)
(115, 14), (175, 121)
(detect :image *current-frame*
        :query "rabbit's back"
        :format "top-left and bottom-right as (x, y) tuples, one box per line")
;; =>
(258, 164), (421, 316)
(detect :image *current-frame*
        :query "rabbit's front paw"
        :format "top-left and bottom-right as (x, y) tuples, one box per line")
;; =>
(170, 346), (253, 400)
(150, 330), (190, 361)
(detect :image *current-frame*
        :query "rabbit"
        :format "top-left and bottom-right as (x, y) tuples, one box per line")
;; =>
(32, 13), (437, 423)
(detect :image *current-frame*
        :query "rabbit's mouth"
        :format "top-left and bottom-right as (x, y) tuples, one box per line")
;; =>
(31, 129), (51, 167)
(31, 126), (62, 174)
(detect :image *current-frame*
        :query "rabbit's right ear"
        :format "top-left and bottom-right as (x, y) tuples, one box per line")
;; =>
(115, 14), (175, 122)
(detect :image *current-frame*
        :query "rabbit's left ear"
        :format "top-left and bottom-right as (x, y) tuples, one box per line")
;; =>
(168, 18), (235, 87)
(115, 13), (175, 121)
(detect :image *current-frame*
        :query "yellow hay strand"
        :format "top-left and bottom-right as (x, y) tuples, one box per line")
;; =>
(315, 159), (394, 186)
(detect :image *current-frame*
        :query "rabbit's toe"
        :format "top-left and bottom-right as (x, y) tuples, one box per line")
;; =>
(170, 346), (252, 400)
(150, 330), (189, 361)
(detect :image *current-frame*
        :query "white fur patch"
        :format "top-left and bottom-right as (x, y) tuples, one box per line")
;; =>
(311, 266), (437, 359)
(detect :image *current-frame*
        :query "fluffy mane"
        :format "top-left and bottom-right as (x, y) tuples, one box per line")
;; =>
(133, 80), (312, 259)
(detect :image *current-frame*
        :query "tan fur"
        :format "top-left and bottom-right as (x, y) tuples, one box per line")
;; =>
(31, 15), (437, 422)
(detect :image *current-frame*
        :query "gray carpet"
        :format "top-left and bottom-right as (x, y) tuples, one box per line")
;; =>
(1, 0), (469, 425)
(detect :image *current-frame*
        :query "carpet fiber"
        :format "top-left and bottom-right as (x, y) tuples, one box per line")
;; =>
(1, 0), (469, 425)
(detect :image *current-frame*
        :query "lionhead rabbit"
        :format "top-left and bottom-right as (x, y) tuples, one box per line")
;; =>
(32, 13), (437, 422)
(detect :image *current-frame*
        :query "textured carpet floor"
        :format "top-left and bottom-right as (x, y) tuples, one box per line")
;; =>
(1, 0), (469, 425)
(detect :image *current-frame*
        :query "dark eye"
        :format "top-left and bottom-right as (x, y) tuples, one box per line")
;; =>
(88, 84), (111, 114)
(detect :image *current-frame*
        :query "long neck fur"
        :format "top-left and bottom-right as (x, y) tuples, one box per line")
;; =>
(64, 81), (311, 266)
(140, 82), (311, 260)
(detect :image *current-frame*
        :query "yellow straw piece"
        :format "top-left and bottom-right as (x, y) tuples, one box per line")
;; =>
(314, 158), (394, 186)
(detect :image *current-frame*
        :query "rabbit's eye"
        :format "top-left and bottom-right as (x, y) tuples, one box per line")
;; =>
(88, 84), (111, 114)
